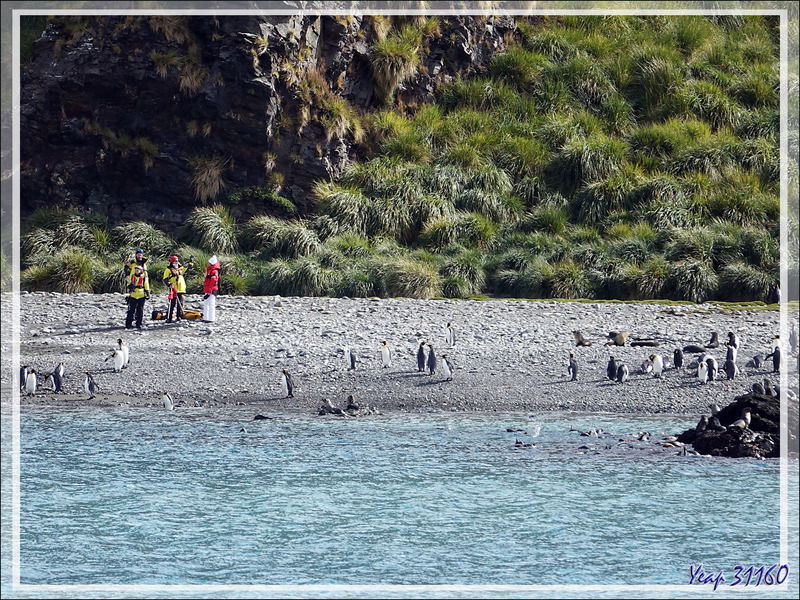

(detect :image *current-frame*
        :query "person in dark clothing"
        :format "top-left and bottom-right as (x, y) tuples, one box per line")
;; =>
(125, 265), (150, 329)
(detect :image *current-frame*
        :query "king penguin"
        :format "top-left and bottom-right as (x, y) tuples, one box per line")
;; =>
(427, 344), (437, 376)
(50, 368), (63, 393)
(43, 373), (57, 393)
(568, 353), (578, 381)
(345, 345), (357, 370)
(673, 348), (683, 369)
(20, 365), (30, 391)
(725, 341), (738, 366)
(723, 359), (736, 380)
(117, 338), (130, 368)
(606, 357), (618, 381)
(281, 369), (294, 398)
(727, 331), (740, 350)
(697, 361), (708, 384)
(445, 323), (456, 347)
(650, 354), (664, 378)
(162, 391), (174, 411)
(25, 369), (37, 395)
(417, 342), (426, 372)
(766, 346), (781, 373)
(380, 341), (391, 368)
(106, 350), (125, 373)
(616, 363), (629, 383)
(706, 357), (718, 381)
(441, 354), (454, 381)
(84, 371), (99, 399)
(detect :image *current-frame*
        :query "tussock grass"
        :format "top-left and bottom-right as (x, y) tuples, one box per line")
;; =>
(241, 216), (320, 258)
(112, 221), (174, 257)
(668, 259), (718, 303)
(182, 205), (238, 254)
(188, 154), (228, 203)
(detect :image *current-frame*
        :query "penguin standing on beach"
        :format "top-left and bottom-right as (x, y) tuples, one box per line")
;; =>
(723, 359), (737, 380)
(616, 363), (629, 383)
(162, 392), (174, 411)
(441, 354), (454, 381)
(50, 366), (63, 393)
(445, 323), (456, 347)
(380, 341), (392, 368)
(606, 357), (618, 381)
(673, 349), (683, 370)
(43, 373), (58, 393)
(765, 346), (781, 373)
(417, 342), (426, 372)
(706, 356), (718, 381)
(117, 338), (130, 368)
(281, 369), (294, 398)
(650, 354), (664, 378)
(84, 372), (99, 400)
(345, 346), (357, 370)
(790, 323), (798, 355)
(697, 361), (708, 384)
(20, 366), (30, 392)
(106, 350), (125, 373)
(727, 331), (740, 351)
(568, 353), (578, 381)
(54, 361), (65, 381)
(427, 344), (437, 376)
(725, 341), (738, 367)
(25, 369), (37, 395)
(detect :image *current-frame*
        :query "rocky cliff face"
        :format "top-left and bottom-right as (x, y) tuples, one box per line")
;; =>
(21, 14), (516, 232)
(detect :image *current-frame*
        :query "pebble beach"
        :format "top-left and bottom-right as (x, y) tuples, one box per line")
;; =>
(2, 292), (797, 417)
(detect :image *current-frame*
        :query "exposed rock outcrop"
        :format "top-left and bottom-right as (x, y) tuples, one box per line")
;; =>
(21, 14), (517, 232)
(676, 392), (795, 458)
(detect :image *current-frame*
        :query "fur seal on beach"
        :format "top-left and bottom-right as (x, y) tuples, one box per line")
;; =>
(568, 353), (578, 380)
(763, 378), (775, 397)
(650, 354), (664, 378)
(683, 344), (706, 354)
(281, 369), (294, 398)
(380, 341), (391, 368)
(445, 323), (456, 347)
(747, 355), (763, 369)
(695, 415), (708, 433)
(573, 331), (592, 347)
(673, 348), (683, 369)
(616, 363), (629, 383)
(729, 407), (751, 429)
(709, 403), (721, 416)
(417, 342), (426, 372)
(706, 332), (720, 349)
(441, 354), (454, 381)
(752, 381), (765, 395)
(427, 344), (437, 376)
(606, 357), (618, 381)
(606, 331), (630, 346)
(84, 371), (98, 400)
(162, 392), (174, 411)
(708, 416), (726, 431)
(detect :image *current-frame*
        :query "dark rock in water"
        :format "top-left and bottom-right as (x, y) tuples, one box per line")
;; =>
(691, 427), (777, 459)
(676, 393), (793, 458)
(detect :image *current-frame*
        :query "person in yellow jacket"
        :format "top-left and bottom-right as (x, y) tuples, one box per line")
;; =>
(125, 264), (150, 329)
(163, 255), (187, 322)
(124, 248), (148, 277)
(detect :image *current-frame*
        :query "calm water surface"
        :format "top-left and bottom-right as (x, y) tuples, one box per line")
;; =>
(3, 405), (797, 598)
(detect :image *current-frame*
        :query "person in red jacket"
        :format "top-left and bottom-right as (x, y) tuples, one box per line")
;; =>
(203, 255), (220, 322)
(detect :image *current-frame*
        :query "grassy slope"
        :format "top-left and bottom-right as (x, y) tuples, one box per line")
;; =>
(16, 15), (789, 303)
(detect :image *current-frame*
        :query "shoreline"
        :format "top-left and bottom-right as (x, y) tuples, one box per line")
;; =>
(2, 292), (797, 418)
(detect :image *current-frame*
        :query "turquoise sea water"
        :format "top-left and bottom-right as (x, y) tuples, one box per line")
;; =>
(2, 406), (798, 598)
